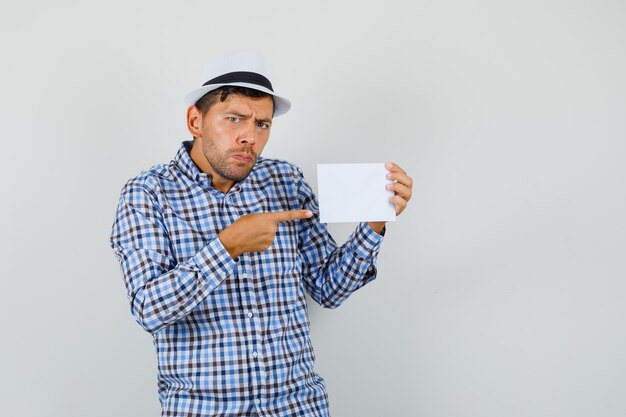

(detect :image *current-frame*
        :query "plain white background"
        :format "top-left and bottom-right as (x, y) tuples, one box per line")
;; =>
(1, 1), (625, 416)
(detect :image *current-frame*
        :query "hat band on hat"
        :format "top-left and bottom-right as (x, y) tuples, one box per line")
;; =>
(202, 71), (274, 91)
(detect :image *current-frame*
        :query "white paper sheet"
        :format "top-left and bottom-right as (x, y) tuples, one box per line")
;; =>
(317, 163), (396, 223)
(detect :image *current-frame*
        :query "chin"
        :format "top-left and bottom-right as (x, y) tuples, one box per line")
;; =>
(225, 168), (253, 182)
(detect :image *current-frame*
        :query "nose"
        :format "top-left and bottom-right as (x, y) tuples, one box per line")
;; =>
(238, 120), (257, 145)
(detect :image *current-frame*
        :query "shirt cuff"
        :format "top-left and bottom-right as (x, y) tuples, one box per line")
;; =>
(188, 237), (237, 289)
(349, 222), (384, 261)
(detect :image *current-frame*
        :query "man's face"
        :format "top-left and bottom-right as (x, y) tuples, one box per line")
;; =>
(194, 93), (274, 190)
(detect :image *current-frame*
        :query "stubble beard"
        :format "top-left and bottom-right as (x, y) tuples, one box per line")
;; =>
(202, 137), (258, 182)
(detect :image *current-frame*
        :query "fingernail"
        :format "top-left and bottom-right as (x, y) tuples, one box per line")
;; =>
(385, 162), (393, 169)
(306, 210), (313, 217)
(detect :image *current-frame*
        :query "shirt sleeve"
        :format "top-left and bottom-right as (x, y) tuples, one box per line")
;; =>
(109, 182), (236, 334)
(293, 167), (385, 308)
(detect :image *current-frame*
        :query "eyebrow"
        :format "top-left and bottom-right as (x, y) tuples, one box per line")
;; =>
(226, 111), (272, 125)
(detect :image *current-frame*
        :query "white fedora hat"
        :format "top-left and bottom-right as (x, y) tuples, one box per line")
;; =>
(184, 51), (291, 117)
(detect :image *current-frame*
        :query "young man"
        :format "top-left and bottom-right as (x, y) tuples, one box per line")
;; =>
(110, 52), (412, 417)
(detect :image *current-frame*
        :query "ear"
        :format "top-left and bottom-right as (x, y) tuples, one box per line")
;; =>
(186, 105), (203, 138)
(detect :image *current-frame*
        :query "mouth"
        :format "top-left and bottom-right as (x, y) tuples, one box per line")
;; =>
(231, 153), (254, 163)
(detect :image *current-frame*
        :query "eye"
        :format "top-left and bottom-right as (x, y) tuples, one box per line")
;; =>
(257, 122), (270, 129)
(227, 117), (240, 123)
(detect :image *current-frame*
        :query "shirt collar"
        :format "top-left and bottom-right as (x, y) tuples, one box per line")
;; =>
(174, 140), (204, 181)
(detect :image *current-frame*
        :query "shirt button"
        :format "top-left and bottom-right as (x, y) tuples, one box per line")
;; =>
(252, 351), (258, 358)
(255, 399), (261, 406)
(242, 272), (248, 278)
(247, 311), (253, 318)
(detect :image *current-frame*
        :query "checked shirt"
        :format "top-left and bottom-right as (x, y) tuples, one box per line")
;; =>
(109, 141), (384, 416)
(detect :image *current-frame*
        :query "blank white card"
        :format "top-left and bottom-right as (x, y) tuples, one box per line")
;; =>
(317, 163), (396, 223)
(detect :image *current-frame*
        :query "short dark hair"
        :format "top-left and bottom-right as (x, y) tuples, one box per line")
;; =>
(194, 86), (274, 115)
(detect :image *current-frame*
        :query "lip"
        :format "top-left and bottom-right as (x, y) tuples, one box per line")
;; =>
(232, 153), (254, 163)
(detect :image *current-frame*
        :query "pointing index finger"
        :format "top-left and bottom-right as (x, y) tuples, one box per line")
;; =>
(272, 209), (314, 223)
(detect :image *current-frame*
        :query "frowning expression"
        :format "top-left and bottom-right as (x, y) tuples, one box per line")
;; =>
(188, 93), (274, 192)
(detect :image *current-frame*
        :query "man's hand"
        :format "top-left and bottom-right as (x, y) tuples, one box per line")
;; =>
(368, 162), (413, 234)
(219, 210), (313, 259)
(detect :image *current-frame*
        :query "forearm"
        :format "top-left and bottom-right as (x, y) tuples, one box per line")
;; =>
(114, 236), (235, 334)
(303, 222), (383, 308)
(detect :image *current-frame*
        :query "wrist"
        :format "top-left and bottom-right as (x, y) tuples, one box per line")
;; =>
(367, 221), (386, 235)
(218, 229), (241, 260)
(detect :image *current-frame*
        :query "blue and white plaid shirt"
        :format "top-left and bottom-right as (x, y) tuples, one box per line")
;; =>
(110, 141), (384, 416)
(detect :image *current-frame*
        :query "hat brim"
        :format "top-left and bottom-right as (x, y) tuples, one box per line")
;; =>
(184, 82), (291, 117)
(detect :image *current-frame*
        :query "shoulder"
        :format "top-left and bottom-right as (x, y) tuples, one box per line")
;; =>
(250, 158), (315, 201)
(253, 157), (305, 180)
(119, 162), (174, 204)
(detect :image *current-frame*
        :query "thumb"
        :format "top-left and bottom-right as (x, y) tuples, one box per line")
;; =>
(272, 209), (314, 223)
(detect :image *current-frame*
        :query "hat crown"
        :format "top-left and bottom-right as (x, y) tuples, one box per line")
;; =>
(184, 51), (291, 117)
(201, 51), (269, 84)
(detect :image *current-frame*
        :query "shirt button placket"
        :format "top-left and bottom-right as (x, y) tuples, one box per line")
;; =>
(241, 265), (263, 410)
